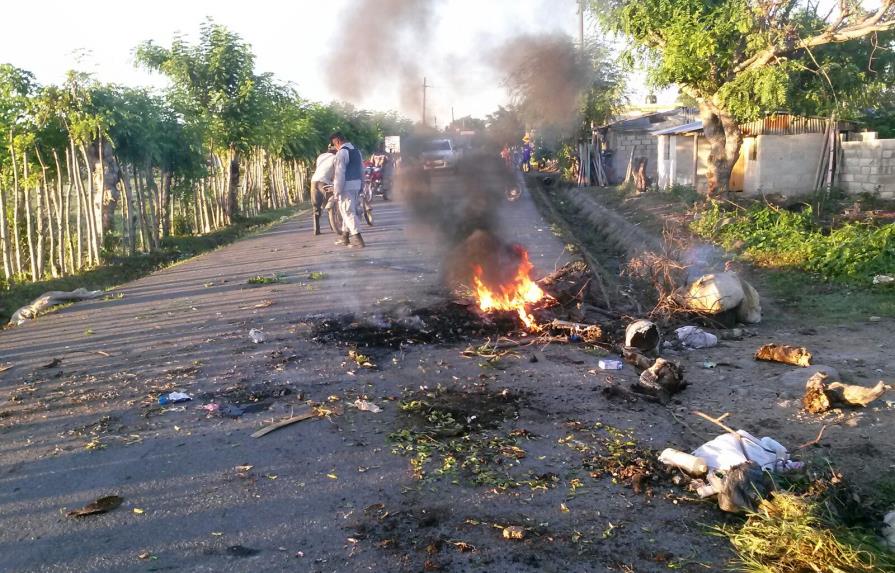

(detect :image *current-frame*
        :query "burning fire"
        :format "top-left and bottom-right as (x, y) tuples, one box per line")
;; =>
(472, 249), (551, 329)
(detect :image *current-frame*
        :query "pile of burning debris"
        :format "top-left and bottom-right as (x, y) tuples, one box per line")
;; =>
(309, 247), (616, 350)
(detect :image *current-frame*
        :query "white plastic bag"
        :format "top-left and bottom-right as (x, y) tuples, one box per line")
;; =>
(675, 326), (718, 349)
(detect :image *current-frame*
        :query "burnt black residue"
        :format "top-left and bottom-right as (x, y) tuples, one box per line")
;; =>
(307, 302), (520, 349)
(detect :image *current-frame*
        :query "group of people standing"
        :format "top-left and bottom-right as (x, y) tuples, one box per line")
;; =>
(309, 132), (367, 248)
(500, 139), (533, 172)
(309, 133), (396, 248)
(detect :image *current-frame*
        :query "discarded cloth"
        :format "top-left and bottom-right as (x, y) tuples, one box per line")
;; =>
(692, 430), (802, 472)
(675, 326), (718, 349)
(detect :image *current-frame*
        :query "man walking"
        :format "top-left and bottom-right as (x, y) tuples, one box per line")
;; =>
(330, 132), (365, 248)
(310, 146), (336, 236)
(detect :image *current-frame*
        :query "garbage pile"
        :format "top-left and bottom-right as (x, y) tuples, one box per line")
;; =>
(660, 425), (802, 513)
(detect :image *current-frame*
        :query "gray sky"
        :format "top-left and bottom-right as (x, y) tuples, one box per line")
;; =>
(0, 0), (667, 123)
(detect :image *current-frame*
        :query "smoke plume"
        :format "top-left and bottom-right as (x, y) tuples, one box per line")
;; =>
(493, 33), (592, 132)
(323, 0), (440, 115)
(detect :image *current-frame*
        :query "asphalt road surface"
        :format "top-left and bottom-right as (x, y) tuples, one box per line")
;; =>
(0, 165), (570, 573)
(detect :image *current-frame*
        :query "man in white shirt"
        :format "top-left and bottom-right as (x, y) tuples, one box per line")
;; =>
(330, 132), (365, 248)
(310, 147), (336, 236)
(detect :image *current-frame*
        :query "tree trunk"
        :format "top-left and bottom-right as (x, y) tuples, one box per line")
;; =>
(144, 172), (160, 248)
(161, 170), (172, 238)
(35, 149), (51, 278)
(227, 145), (240, 222)
(52, 150), (67, 275)
(9, 132), (23, 276)
(132, 165), (150, 251)
(22, 153), (38, 281)
(119, 161), (136, 255)
(67, 147), (83, 270)
(699, 102), (743, 196)
(0, 165), (11, 280)
(79, 143), (102, 262)
(94, 137), (122, 237)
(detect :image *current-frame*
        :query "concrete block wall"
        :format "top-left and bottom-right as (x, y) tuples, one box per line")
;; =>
(607, 130), (659, 184)
(752, 133), (825, 195)
(840, 136), (895, 199)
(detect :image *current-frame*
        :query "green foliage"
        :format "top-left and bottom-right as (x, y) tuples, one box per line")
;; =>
(691, 202), (895, 281)
(666, 184), (700, 205)
(593, 1), (895, 123)
(717, 492), (895, 573)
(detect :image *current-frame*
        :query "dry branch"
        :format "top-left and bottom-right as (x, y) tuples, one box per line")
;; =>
(9, 288), (105, 326)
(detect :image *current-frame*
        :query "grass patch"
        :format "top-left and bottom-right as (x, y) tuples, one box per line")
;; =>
(0, 208), (299, 324)
(691, 201), (895, 283)
(247, 273), (286, 285)
(762, 269), (895, 321)
(307, 271), (328, 281)
(718, 492), (895, 573)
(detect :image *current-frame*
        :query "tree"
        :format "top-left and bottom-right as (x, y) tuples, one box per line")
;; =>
(485, 105), (525, 147)
(136, 19), (263, 220)
(448, 115), (487, 132)
(594, 0), (895, 194)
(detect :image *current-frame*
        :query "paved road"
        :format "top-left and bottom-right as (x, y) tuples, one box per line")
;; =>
(0, 165), (567, 573)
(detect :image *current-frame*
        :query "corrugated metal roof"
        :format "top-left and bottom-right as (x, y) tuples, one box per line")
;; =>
(653, 121), (703, 135)
(651, 114), (858, 137)
(602, 107), (696, 132)
(740, 114), (856, 135)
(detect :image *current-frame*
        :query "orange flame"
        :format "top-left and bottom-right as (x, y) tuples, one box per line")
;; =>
(472, 249), (550, 329)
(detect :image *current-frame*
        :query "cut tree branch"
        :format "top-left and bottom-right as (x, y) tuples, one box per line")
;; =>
(735, 0), (895, 73)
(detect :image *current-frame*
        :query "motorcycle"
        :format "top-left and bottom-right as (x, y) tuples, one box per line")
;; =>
(364, 163), (389, 200)
(323, 184), (373, 233)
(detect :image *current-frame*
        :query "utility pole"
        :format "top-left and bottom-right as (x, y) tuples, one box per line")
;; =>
(422, 77), (431, 125)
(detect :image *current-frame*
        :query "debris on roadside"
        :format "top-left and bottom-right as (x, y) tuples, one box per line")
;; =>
(680, 271), (762, 324)
(67, 495), (124, 517)
(353, 399), (382, 413)
(0, 363), (12, 374)
(623, 347), (685, 403)
(755, 343), (812, 367)
(158, 391), (192, 405)
(9, 288), (105, 327)
(873, 274), (894, 285)
(884, 510), (895, 549)
(703, 461), (774, 513)
(348, 349), (376, 369)
(636, 358), (685, 404)
(548, 319), (602, 342)
(250, 406), (324, 438)
(658, 448), (707, 476)
(249, 329), (266, 343)
(502, 525), (525, 540)
(625, 319), (660, 353)
(692, 430), (801, 473)
(597, 358), (623, 370)
(802, 372), (889, 413)
(675, 326), (718, 349)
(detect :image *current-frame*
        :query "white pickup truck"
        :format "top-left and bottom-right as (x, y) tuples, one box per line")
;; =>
(421, 139), (459, 171)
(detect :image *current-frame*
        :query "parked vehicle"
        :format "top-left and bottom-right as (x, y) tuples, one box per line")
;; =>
(421, 139), (458, 172)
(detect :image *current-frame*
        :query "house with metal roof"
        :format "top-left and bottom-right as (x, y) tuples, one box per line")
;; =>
(655, 113), (858, 195)
(600, 107), (696, 185)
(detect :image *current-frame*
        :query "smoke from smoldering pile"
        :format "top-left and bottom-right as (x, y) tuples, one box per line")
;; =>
(494, 33), (593, 135)
(323, 0), (439, 115)
(324, 2), (592, 292)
